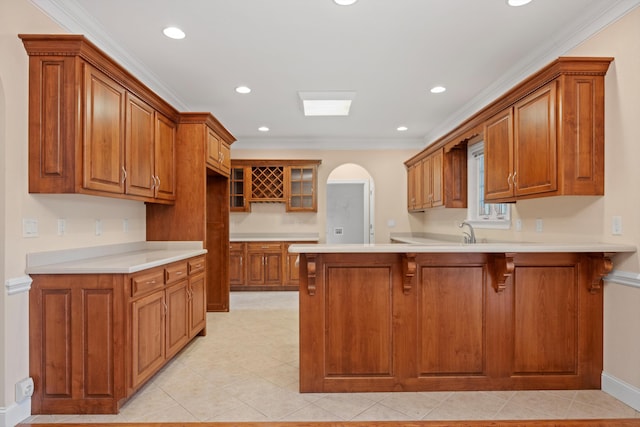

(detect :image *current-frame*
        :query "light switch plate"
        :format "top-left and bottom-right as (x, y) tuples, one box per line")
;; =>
(22, 218), (38, 238)
(535, 218), (543, 233)
(612, 216), (622, 235)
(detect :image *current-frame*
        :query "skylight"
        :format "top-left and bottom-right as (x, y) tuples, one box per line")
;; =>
(298, 91), (356, 116)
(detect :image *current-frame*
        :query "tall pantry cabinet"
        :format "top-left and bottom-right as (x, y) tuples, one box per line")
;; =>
(146, 113), (235, 311)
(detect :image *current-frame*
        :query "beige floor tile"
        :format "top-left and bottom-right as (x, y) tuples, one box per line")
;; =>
(28, 292), (640, 423)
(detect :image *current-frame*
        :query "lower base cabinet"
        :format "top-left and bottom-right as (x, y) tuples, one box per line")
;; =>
(230, 241), (314, 290)
(29, 255), (206, 414)
(299, 251), (607, 392)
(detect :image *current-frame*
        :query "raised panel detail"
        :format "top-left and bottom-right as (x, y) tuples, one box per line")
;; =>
(84, 289), (114, 397)
(42, 290), (72, 397)
(513, 266), (577, 374)
(325, 266), (393, 376)
(418, 266), (485, 376)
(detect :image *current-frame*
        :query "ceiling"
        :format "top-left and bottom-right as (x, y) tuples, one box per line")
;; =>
(30, 0), (640, 150)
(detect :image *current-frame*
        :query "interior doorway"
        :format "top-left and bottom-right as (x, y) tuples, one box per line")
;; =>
(326, 164), (374, 244)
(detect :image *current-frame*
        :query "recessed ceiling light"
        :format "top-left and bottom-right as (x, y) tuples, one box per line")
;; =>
(334, 0), (358, 5)
(430, 86), (447, 94)
(397, 126), (408, 132)
(235, 86), (251, 94)
(298, 91), (356, 116)
(507, 0), (532, 6)
(258, 126), (270, 132)
(162, 26), (185, 40)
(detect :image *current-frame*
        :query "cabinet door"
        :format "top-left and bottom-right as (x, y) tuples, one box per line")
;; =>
(247, 250), (266, 285)
(286, 166), (317, 212)
(131, 290), (165, 388)
(430, 149), (444, 207)
(264, 252), (283, 285)
(124, 93), (155, 198)
(229, 243), (246, 286)
(188, 271), (206, 337)
(421, 156), (432, 209)
(230, 167), (251, 212)
(484, 108), (514, 201)
(284, 250), (300, 286)
(513, 82), (557, 197)
(219, 141), (231, 176)
(83, 65), (126, 194)
(165, 280), (189, 359)
(206, 128), (220, 171)
(154, 112), (176, 201)
(407, 163), (417, 211)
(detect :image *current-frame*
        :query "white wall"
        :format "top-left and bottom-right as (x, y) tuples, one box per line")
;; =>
(229, 149), (416, 243)
(0, 0), (147, 424)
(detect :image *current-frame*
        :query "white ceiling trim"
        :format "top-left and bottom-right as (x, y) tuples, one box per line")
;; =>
(29, 0), (189, 112)
(421, 0), (640, 145)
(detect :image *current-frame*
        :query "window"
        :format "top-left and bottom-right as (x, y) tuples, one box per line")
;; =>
(467, 142), (511, 229)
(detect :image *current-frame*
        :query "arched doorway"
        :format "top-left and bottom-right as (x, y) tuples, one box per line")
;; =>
(325, 163), (374, 244)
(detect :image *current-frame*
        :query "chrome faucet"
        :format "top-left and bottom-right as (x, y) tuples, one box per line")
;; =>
(458, 221), (476, 244)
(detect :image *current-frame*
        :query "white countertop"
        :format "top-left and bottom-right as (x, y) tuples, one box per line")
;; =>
(26, 241), (207, 274)
(230, 233), (320, 242)
(288, 241), (637, 254)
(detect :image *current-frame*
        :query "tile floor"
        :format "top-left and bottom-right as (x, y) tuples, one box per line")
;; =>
(27, 291), (640, 423)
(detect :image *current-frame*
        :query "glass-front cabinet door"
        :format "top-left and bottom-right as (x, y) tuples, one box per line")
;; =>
(230, 166), (250, 212)
(285, 165), (317, 212)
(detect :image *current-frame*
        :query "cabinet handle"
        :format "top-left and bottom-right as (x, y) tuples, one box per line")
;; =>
(151, 175), (157, 189)
(163, 302), (168, 316)
(512, 171), (517, 185)
(155, 176), (161, 190)
(175, 271), (183, 275)
(146, 280), (157, 285)
(121, 167), (127, 184)
(507, 173), (512, 187)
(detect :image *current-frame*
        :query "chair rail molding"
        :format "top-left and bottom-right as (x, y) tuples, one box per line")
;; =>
(605, 269), (640, 289)
(5, 275), (33, 295)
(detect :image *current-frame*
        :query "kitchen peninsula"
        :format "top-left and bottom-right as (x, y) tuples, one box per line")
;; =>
(290, 241), (635, 393)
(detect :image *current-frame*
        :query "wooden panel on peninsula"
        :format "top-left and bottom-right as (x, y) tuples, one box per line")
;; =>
(298, 250), (610, 392)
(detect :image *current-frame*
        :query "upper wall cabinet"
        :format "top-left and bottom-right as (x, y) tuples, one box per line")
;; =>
(230, 160), (321, 212)
(405, 56), (612, 209)
(20, 34), (179, 204)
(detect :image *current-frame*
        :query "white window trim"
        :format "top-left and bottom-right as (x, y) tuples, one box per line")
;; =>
(466, 141), (511, 230)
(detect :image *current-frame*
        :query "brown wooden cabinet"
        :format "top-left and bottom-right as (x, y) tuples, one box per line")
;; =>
(21, 34), (178, 205)
(407, 149), (443, 212)
(230, 166), (251, 212)
(485, 82), (558, 202)
(285, 165), (317, 212)
(247, 242), (283, 286)
(146, 112), (235, 312)
(207, 127), (231, 177)
(299, 251), (608, 393)
(229, 242), (246, 286)
(405, 57), (611, 208)
(230, 160), (321, 212)
(29, 255), (206, 414)
(230, 240), (315, 290)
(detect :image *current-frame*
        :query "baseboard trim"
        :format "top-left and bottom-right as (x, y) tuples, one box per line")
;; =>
(602, 371), (640, 411)
(0, 397), (32, 427)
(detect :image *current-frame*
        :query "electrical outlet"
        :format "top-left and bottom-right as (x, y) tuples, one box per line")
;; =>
(123, 218), (129, 233)
(95, 219), (102, 236)
(22, 218), (38, 238)
(612, 216), (623, 235)
(515, 219), (523, 231)
(57, 219), (66, 236)
(535, 218), (543, 233)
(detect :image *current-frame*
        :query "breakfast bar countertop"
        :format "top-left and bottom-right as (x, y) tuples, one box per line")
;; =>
(25, 241), (207, 274)
(288, 236), (636, 254)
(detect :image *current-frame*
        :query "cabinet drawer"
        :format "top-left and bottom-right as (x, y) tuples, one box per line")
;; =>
(229, 242), (245, 251)
(188, 256), (206, 275)
(165, 262), (188, 284)
(131, 269), (165, 297)
(247, 242), (283, 252)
